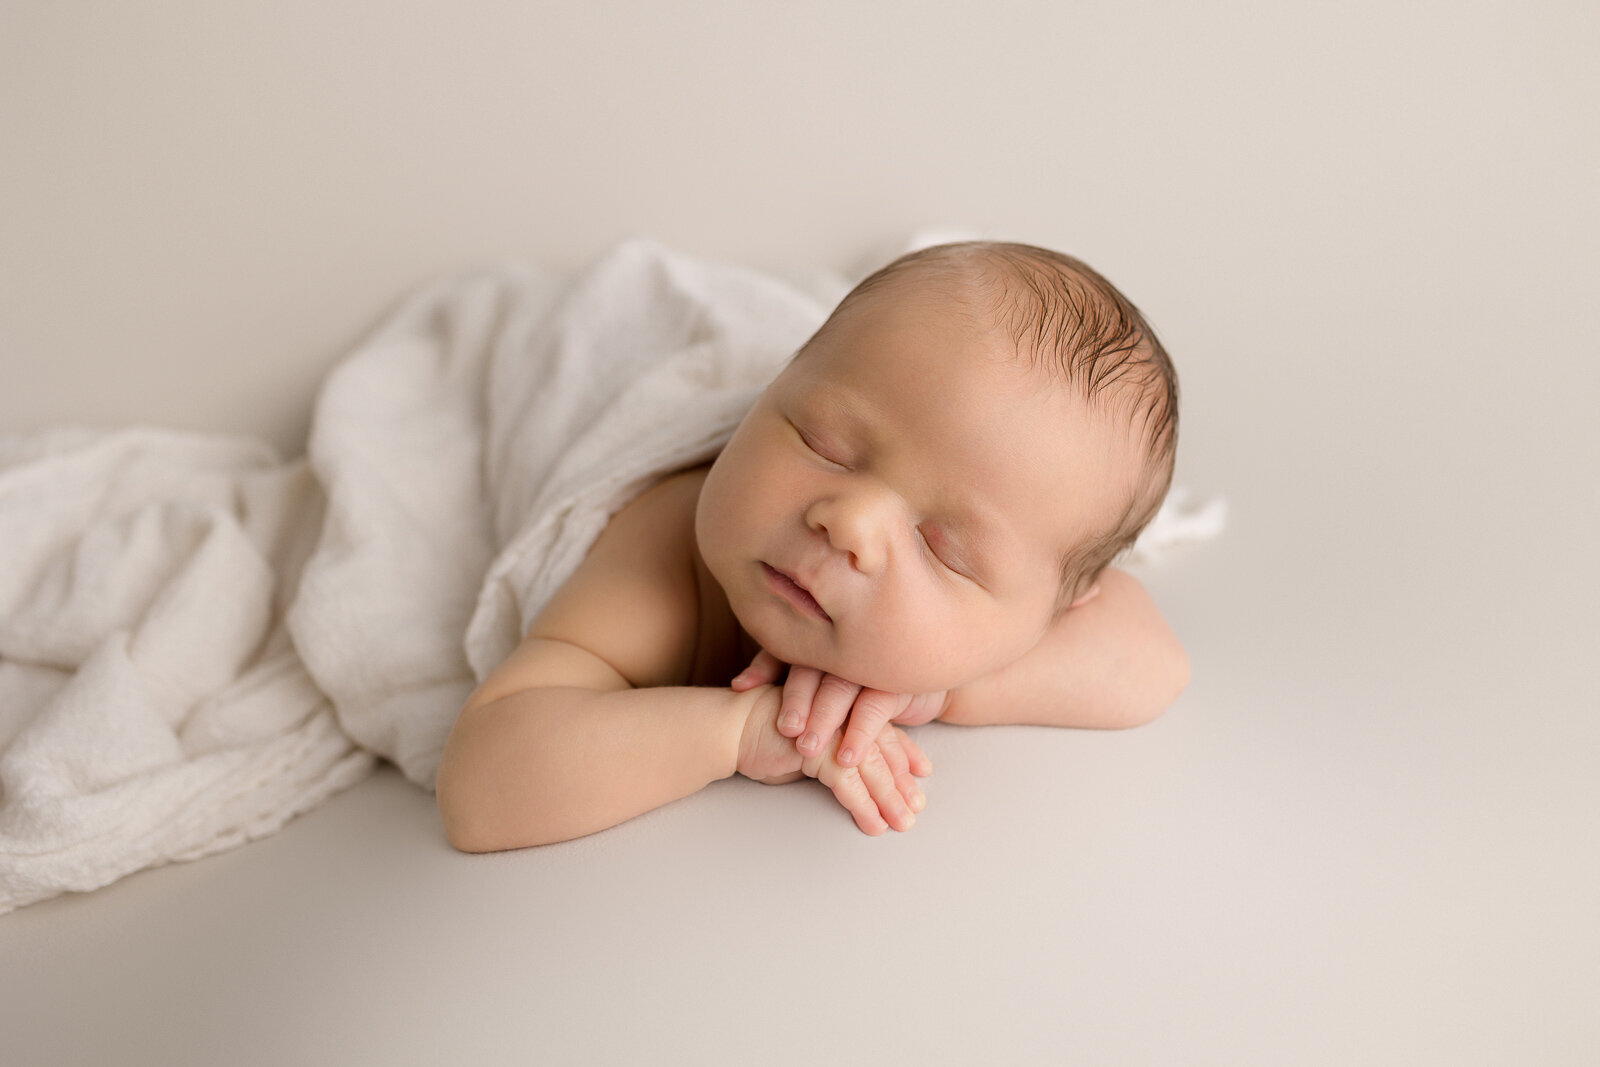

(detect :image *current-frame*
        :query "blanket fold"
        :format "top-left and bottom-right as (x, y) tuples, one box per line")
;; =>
(0, 239), (1220, 914)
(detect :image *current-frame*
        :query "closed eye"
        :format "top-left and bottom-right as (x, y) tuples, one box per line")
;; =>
(790, 420), (850, 469)
(918, 525), (976, 583)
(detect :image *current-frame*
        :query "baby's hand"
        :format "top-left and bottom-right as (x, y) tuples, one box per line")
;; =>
(734, 685), (805, 785)
(800, 722), (930, 836)
(735, 681), (929, 835)
(733, 650), (944, 772)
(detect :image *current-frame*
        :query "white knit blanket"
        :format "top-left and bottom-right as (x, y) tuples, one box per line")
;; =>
(0, 240), (1223, 913)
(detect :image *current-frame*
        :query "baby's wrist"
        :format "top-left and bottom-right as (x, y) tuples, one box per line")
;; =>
(730, 683), (783, 779)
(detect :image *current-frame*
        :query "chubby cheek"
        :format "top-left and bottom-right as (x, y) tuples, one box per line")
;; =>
(697, 465), (800, 632)
(707, 430), (800, 530)
(831, 595), (1015, 695)
(701, 442), (773, 547)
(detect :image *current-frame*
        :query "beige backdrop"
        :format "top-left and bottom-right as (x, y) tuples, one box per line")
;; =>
(3, 3), (1596, 1065)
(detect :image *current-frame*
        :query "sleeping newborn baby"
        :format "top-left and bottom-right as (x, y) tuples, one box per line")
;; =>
(436, 241), (1189, 849)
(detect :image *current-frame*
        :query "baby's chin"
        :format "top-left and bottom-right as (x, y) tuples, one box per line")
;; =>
(740, 614), (968, 694)
(828, 658), (968, 697)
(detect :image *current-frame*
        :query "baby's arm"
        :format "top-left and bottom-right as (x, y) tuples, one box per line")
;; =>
(439, 648), (775, 851)
(439, 645), (920, 847)
(436, 474), (754, 849)
(436, 473), (916, 850)
(941, 567), (1189, 728)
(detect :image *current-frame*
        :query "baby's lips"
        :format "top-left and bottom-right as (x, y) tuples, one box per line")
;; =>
(763, 562), (833, 622)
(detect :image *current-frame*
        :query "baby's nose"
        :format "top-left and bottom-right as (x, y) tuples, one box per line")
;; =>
(806, 489), (896, 573)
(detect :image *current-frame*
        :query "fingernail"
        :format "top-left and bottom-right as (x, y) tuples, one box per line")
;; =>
(780, 712), (801, 731)
(837, 746), (856, 766)
(909, 790), (926, 812)
(901, 813), (915, 830)
(800, 732), (820, 752)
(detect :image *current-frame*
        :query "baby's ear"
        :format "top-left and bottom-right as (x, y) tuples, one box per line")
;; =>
(1065, 583), (1101, 611)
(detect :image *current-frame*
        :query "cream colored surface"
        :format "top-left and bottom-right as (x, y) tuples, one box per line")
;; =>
(2, 3), (1596, 1064)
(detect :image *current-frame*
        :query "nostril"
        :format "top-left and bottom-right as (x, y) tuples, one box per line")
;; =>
(806, 493), (888, 573)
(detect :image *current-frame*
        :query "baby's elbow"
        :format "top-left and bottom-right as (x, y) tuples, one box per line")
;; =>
(1135, 637), (1190, 728)
(435, 744), (521, 853)
(443, 821), (497, 854)
(435, 699), (582, 852)
(437, 753), (571, 853)
(1171, 642), (1192, 705)
(436, 775), (498, 853)
(440, 810), (495, 854)
(439, 792), (546, 853)
(1110, 636), (1189, 730)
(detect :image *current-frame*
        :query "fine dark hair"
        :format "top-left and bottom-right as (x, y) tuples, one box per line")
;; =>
(817, 241), (1179, 609)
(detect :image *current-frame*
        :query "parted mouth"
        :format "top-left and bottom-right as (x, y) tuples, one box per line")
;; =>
(761, 563), (832, 622)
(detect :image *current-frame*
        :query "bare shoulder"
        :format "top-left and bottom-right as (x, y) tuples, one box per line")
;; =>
(504, 467), (710, 692)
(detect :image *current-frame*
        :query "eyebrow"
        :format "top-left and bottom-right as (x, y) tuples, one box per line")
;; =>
(802, 379), (871, 429)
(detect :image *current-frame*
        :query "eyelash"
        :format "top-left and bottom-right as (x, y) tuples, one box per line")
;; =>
(793, 422), (850, 468)
(917, 525), (970, 580)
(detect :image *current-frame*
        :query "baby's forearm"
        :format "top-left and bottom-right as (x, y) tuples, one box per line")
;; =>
(436, 685), (760, 851)
(941, 569), (1188, 729)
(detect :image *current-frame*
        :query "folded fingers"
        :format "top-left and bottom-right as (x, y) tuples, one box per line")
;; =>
(795, 673), (861, 756)
(873, 727), (928, 814)
(852, 745), (916, 832)
(893, 725), (933, 778)
(731, 648), (786, 692)
(834, 689), (906, 769)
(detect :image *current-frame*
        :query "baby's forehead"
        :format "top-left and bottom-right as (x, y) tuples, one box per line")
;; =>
(844, 258), (1001, 322)
(787, 324), (1143, 515)
(833, 259), (1114, 380)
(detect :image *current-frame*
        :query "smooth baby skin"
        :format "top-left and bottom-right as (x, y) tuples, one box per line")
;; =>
(703, 272), (1184, 765)
(436, 470), (927, 851)
(437, 271), (1189, 851)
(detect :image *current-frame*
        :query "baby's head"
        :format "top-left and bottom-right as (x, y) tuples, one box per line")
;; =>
(809, 242), (1179, 607)
(698, 241), (1178, 693)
